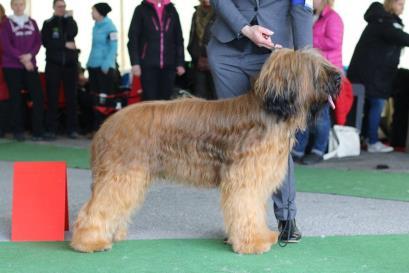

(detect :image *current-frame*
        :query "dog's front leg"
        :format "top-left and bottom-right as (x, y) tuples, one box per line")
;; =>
(220, 184), (278, 254)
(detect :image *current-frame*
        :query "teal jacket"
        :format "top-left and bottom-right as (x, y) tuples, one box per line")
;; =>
(87, 17), (118, 72)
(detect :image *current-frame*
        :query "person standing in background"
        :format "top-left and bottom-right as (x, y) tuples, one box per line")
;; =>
(42, 0), (79, 139)
(188, 0), (215, 99)
(128, 0), (185, 101)
(0, 0), (45, 141)
(87, 2), (118, 130)
(292, 0), (344, 165)
(348, 0), (409, 153)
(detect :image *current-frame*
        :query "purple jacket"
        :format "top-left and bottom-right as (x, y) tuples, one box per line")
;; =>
(313, 5), (344, 69)
(0, 17), (42, 69)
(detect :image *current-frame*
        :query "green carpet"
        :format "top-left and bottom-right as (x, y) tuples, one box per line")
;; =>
(0, 141), (89, 169)
(1, 141), (408, 201)
(1, 235), (408, 273)
(296, 167), (409, 202)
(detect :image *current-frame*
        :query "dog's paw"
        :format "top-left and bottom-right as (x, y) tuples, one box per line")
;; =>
(232, 239), (272, 255)
(269, 231), (279, 245)
(71, 239), (112, 253)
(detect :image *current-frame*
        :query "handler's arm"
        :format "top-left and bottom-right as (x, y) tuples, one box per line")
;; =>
(211, 0), (249, 39)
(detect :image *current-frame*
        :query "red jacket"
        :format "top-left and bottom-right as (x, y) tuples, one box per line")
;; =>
(334, 77), (353, 125)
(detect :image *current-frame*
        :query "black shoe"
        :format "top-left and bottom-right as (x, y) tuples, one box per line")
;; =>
(14, 133), (25, 142)
(292, 154), (304, 164)
(278, 219), (302, 243)
(67, 131), (79, 139)
(301, 153), (323, 165)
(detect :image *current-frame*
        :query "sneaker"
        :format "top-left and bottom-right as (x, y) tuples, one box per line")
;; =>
(278, 219), (302, 243)
(301, 153), (323, 165)
(367, 141), (393, 153)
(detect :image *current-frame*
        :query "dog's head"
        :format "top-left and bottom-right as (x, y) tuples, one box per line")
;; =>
(253, 48), (341, 128)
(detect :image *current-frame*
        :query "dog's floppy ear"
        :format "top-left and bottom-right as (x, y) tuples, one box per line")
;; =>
(263, 86), (300, 121)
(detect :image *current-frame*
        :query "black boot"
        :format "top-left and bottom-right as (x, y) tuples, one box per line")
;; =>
(278, 219), (302, 243)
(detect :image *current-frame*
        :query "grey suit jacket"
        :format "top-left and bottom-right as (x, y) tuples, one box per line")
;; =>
(210, 0), (312, 49)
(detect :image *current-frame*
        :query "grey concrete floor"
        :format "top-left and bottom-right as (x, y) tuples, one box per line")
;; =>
(1, 137), (409, 241)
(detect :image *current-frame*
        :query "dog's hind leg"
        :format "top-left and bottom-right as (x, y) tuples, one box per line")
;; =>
(71, 169), (150, 253)
(220, 184), (278, 254)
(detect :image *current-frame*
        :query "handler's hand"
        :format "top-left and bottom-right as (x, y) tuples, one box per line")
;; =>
(241, 25), (282, 49)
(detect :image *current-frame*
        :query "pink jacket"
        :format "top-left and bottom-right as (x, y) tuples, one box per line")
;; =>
(313, 6), (344, 69)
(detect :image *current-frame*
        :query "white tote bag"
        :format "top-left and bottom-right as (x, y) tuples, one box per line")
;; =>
(324, 125), (361, 160)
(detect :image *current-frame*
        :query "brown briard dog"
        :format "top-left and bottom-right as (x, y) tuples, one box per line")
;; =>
(71, 48), (341, 254)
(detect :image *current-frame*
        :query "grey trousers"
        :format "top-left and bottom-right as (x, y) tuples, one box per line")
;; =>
(207, 38), (297, 220)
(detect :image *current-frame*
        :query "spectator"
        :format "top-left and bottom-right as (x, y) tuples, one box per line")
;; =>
(42, 0), (79, 139)
(187, 0), (215, 99)
(0, 3), (10, 138)
(348, 0), (409, 153)
(0, 0), (45, 141)
(292, 0), (344, 164)
(128, 0), (185, 101)
(87, 3), (118, 130)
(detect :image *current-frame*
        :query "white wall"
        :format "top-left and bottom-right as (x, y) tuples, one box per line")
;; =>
(0, 0), (409, 71)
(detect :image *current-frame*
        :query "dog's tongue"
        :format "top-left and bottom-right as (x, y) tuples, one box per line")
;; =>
(328, 95), (335, 110)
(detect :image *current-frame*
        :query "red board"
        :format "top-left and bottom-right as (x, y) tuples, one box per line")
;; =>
(12, 162), (69, 241)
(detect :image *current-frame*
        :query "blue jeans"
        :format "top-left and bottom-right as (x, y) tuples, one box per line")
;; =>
(293, 105), (331, 156)
(366, 98), (386, 144)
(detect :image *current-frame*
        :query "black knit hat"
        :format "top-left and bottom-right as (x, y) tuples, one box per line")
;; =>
(93, 3), (112, 17)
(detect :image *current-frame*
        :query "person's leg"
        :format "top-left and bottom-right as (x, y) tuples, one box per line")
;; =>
(292, 129), (310, 159)
(366, 97), (393, 152)
(25, 70), (45, 137)
(94, 68), (115, 129)
(301, 106), (331, 165)
(391, 91), (409, 147)
(3, 68), (25, 139)
(367, 98), (386, 145)
(88, 68), (103, 131)
(206, 71), (216, 100)
(0, 100), (10, 136)
(45, 63), (62, 135)
(193, 70), (208, 99)
(207, 38), (252, 98)
(140, 66), (160, 101)
(99, 68), (116, 95)
(62, 65), (79, 136)
(311, 105), (331, 155)
(158, 68), (176, 100)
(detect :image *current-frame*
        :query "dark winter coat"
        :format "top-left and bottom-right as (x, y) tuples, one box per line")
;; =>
(187, 6), (215, 64)
(127, 1), (184, 68)
(41, 15), (78, 66)
(347, 2), (409, 99)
